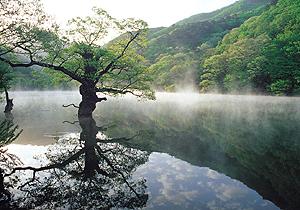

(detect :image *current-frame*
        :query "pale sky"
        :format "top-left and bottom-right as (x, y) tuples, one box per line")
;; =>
(42, 0), (239, 28)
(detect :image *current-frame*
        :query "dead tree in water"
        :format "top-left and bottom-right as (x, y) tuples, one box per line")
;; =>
(4, 87), (13, 113)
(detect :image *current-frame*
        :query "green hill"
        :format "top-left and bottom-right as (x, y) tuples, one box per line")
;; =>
(8, 0), (285, 93)
(145, 0), (274, 62)
(200, 0), (300, 95)
(143, 0), (275, 91)
(175, 0), (276, 25)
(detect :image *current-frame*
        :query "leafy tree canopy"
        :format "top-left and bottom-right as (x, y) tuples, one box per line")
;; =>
(0, 1), (154, 100)
(200, 0), (300, 95)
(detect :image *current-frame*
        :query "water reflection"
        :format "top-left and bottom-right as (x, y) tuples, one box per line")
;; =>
(6, 114), (149, 209)
(134, 153), (278, 210)
(1, 91), (300, 209)
(99, 94), (300, 210)
(0, 118), (22, 208)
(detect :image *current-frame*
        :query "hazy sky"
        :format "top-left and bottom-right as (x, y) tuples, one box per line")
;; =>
(42, 0), (239, 27)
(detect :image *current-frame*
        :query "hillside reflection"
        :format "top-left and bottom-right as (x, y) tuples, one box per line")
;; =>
(99, 96), (300, 210)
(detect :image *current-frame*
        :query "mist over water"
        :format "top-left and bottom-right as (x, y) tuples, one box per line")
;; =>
(5, 90), (298, 145)
(1, 91), (300, 209)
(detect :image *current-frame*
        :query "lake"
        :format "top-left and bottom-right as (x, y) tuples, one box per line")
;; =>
(1, 91), (300, 209)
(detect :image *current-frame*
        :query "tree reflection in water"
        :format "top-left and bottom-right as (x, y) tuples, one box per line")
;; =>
(0, 119), (22, 208)
(5, 114), (149, 209)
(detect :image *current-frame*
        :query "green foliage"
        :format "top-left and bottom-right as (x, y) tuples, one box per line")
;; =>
(201, 0), (300, 95)
(136, 0), (274, 92)
(145, 18), (243, 62)
(144, 0), (274, 62)
(0, 61), (13, 92)
(201, 35), (271, 93)
(44, 9), (153, 98)
(4, 0), (296, 96)
(0, 4), (154, 99)
(12, 67), (77, 90)
(148, 53), (198, 91)
(269, 80), (293, 95)
(102, 38), (154, 99)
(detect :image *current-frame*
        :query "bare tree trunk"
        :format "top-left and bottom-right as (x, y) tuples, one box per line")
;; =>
(4, 87), (13, 113)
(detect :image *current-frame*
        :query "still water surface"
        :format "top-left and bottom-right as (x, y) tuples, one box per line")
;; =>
(1, 91), (300, 209)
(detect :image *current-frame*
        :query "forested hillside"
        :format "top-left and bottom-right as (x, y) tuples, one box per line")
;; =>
(145, 0), (275, 91)
(7, 0), (300, 96)
(175, 0), (275, 25)
(200, 0), (300, 95)
(145, 0), (274, 61)
(6, 0), (274, 91)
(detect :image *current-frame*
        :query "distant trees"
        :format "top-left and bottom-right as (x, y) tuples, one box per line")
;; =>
(148, 53), (198, 91)
(200, 35), (270, 93)
(200, 0), (300, 95)
(11, 66), (78, 90)
(141, 0), (280, 94)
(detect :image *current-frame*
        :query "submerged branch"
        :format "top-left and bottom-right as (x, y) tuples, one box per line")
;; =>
(62, 120), (79, 125)
(96, 97), (107, 103)
(97, 134), (139, 144)
(62, 104), (79, 108)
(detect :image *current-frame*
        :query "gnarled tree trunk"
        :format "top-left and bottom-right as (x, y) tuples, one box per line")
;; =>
(78, 83), (98, 118)
(4, 87), (13, 113)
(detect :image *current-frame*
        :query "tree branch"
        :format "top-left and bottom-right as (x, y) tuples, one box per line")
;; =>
(96, 97), (107, 103)
(96, 32), (140, 81)
(95, 145), (142, 199)
(0, 56), (84, 83)
(96, 87), (143, 97)
(62, 120), (79, 125)
(62, 104), (79, 108)
(4, 149), (85, 177)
